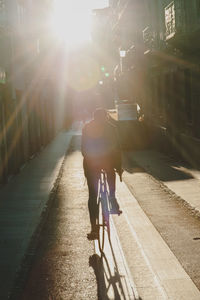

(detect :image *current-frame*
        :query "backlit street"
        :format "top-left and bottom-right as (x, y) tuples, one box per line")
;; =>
(3, 123), (200, 300)
(1, 1), (200, 299)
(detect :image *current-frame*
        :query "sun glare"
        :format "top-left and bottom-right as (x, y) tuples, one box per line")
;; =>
(50, 0), (92, 46)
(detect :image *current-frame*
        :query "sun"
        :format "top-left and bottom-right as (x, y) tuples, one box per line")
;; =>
(50, 0), (92, 47)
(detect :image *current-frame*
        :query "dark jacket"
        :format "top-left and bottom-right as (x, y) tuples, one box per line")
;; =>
(81, 119), (121, 174)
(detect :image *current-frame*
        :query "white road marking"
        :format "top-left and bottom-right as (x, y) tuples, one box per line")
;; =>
(110, 217), (140, 300)
(117, 206), (168, 299)
(94, 216), (139, 299)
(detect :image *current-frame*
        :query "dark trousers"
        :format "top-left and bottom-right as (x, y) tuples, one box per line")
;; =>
(86, 167), (116, 230)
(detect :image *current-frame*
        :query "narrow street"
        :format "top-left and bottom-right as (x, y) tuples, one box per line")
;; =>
(1, 1), (200, 300)
(9, 126), (200, 300)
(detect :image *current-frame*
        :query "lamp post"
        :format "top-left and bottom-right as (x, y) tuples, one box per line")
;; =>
(119, 49), (126, 73)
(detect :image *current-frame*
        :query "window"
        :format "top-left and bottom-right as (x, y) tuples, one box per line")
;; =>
(165, 1), (175, 39)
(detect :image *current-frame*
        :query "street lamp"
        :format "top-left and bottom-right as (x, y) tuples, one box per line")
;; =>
(119, 49), (126, 72)
(119, 50), (126, 58)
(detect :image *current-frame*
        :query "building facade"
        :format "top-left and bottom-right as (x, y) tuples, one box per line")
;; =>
(142, 0), (200, 164)
(108, 0), (200, 164)
(0, 0), (62, 184)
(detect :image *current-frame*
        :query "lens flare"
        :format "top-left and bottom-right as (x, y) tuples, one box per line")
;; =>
(50, 0), (92, 47)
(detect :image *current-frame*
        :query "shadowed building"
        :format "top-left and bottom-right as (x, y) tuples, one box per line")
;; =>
(108, 0), (200, 165)
(0, 0), (64, 184)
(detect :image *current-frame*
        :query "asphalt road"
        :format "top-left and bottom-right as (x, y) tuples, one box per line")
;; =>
(9, 136), (200, 299)
(12, 136), (97, 300)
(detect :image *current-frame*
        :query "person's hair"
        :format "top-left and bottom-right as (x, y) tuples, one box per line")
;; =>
(93, 108), (107, 121)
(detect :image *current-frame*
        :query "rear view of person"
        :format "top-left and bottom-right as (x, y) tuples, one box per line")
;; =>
(81, 108), (122, 240)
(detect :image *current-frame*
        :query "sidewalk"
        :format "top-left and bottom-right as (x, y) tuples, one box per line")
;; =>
(0, 129), (74, 299)
(114, 175), (200, 299)
(129, 150), (200, 216)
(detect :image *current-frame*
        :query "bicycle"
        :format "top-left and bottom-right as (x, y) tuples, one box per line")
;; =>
(97, 169), (122, 253)
(97, 170), (110, 253)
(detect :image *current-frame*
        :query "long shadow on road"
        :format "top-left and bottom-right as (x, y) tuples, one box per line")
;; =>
(123, 150), (194, 182)
(89, 240), (141, 300)
(89, 253), (126, 300)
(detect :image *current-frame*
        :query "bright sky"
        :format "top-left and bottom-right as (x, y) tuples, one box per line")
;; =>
(88, 0), (109, 9)
(50, 0), (109, 46)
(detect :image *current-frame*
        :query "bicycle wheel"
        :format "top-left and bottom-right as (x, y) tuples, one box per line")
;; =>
(105, 212), (110, 242)
(97, 198), (105, 253)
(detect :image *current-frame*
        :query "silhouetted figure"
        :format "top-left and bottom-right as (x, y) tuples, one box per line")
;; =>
(81, 108), (122, 240)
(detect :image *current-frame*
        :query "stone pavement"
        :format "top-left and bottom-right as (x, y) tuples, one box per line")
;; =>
(129, 150), (200, 216)
(0, 128), (76, 299)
